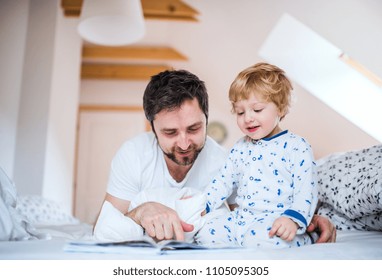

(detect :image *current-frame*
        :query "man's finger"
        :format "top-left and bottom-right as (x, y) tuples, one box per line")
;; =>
(145, 223), (156, 238)
(306, 222), (315, 233)
(163, 220), (175, 240)
(181, 220), (194, 232)
(332, 231), (337, 242)
(153, 220), (165, 240)
(173, 221), (185, 241)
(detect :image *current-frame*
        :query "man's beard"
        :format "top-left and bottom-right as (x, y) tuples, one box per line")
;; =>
(163, 144), (203, 166)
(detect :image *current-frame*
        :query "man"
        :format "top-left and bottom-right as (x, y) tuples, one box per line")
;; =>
(94, 69), (336, 243)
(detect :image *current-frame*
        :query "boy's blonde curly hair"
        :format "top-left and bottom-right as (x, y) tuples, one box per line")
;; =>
(229, 62), (293, 120)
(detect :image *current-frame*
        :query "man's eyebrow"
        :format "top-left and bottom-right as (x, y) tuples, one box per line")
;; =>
(161, 127), (177, 132)
(188, 121), (203, 128)
(160, 121), (203, 132)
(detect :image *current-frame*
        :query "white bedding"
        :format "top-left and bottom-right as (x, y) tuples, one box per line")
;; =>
(0, 223), (381, 260)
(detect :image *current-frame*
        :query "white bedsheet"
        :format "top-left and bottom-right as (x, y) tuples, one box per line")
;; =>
(0, 224), (381, 260)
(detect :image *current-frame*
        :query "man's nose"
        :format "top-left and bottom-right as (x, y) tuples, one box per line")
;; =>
(177, 133), (190, 150)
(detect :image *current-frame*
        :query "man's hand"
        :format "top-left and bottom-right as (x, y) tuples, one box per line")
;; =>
(307, 215), (336, 243)
(269, 216), (298, 241)
(127, 201), (194, 241)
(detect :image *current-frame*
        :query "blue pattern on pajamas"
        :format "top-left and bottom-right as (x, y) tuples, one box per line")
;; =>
(196, 131), (318, 248)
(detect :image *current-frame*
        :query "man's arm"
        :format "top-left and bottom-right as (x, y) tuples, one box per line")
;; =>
(104, 193), (130, 214)
(104, 193), (193, 241)
(92, 193), (130, 232)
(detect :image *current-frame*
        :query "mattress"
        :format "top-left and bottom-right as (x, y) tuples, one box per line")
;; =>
(0, 223), (381, 260)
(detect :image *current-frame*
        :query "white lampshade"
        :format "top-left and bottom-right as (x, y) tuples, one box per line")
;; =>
(78, 0), (145, 46)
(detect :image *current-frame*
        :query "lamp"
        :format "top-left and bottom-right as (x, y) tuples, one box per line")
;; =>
(78, 0), (145, 46)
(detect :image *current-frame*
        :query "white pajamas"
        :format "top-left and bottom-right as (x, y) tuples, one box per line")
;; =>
(196, 131), (318, 248)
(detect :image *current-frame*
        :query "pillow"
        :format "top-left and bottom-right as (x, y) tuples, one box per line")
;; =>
(16, 195), (80, 226)
(316, 145), (382, 231)
(0, 167), (38, 240)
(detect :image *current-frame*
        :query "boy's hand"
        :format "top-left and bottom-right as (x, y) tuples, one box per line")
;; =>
(269, 216), (298, 241)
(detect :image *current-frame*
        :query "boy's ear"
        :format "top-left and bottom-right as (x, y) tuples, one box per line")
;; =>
(278, 109), (287, 121)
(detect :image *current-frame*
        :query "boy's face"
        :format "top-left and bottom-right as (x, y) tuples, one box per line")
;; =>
(233, 93), (282, 140)
(152, 98), (207, 167)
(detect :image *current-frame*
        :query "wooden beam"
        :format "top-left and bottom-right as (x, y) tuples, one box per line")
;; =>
(142, 0), (199, 21)
(81, 63), (172, 80)
(82, 46), (188, 60)
(61, 0), (82, 17)
(79, 104), (143, 112)
(61, 0), (198, 21)
(339, 53), (382, 87)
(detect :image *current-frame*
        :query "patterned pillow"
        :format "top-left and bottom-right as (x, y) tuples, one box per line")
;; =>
(16, 195), (80, 226)
(316, 145), (382, 231)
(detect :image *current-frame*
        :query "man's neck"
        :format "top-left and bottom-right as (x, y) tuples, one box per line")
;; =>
(165, 157), (193, 183)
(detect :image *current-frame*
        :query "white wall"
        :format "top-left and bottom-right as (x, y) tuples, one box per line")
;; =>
(13, 0), (59, 196)
(0, 0), (82, 213)
(0, 0), (29, 177)
(42, 4), (82, 212)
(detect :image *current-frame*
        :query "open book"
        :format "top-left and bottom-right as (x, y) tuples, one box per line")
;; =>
(64, 238), (243, 255)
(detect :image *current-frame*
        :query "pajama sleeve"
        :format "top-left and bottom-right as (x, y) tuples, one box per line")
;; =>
(281, 139), (318, 233)
(205, 147), (240, 212)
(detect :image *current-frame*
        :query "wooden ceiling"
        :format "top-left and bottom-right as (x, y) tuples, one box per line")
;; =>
(81, 46), (187, 80)
(61, 0), (199, 21)
(82, 45), (187, 61)
(61, 0), (197, 80)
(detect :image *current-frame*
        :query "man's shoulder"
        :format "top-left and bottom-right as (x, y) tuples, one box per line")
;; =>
(115, 132), (158, 158)
(120, 131), (156, 147)
(130, 131), (155, 142)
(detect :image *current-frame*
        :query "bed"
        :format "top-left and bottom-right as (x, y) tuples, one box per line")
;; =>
(1, 145), (381, 261)
(0, 226), (381, 260)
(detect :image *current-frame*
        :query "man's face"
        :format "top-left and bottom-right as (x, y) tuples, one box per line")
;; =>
(152, 98), (207, 167)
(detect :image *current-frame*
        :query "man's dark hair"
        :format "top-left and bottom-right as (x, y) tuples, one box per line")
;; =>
(143, 69), (209, 124)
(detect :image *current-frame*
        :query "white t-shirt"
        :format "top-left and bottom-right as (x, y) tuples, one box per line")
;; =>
(107, 132), (228, 201)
